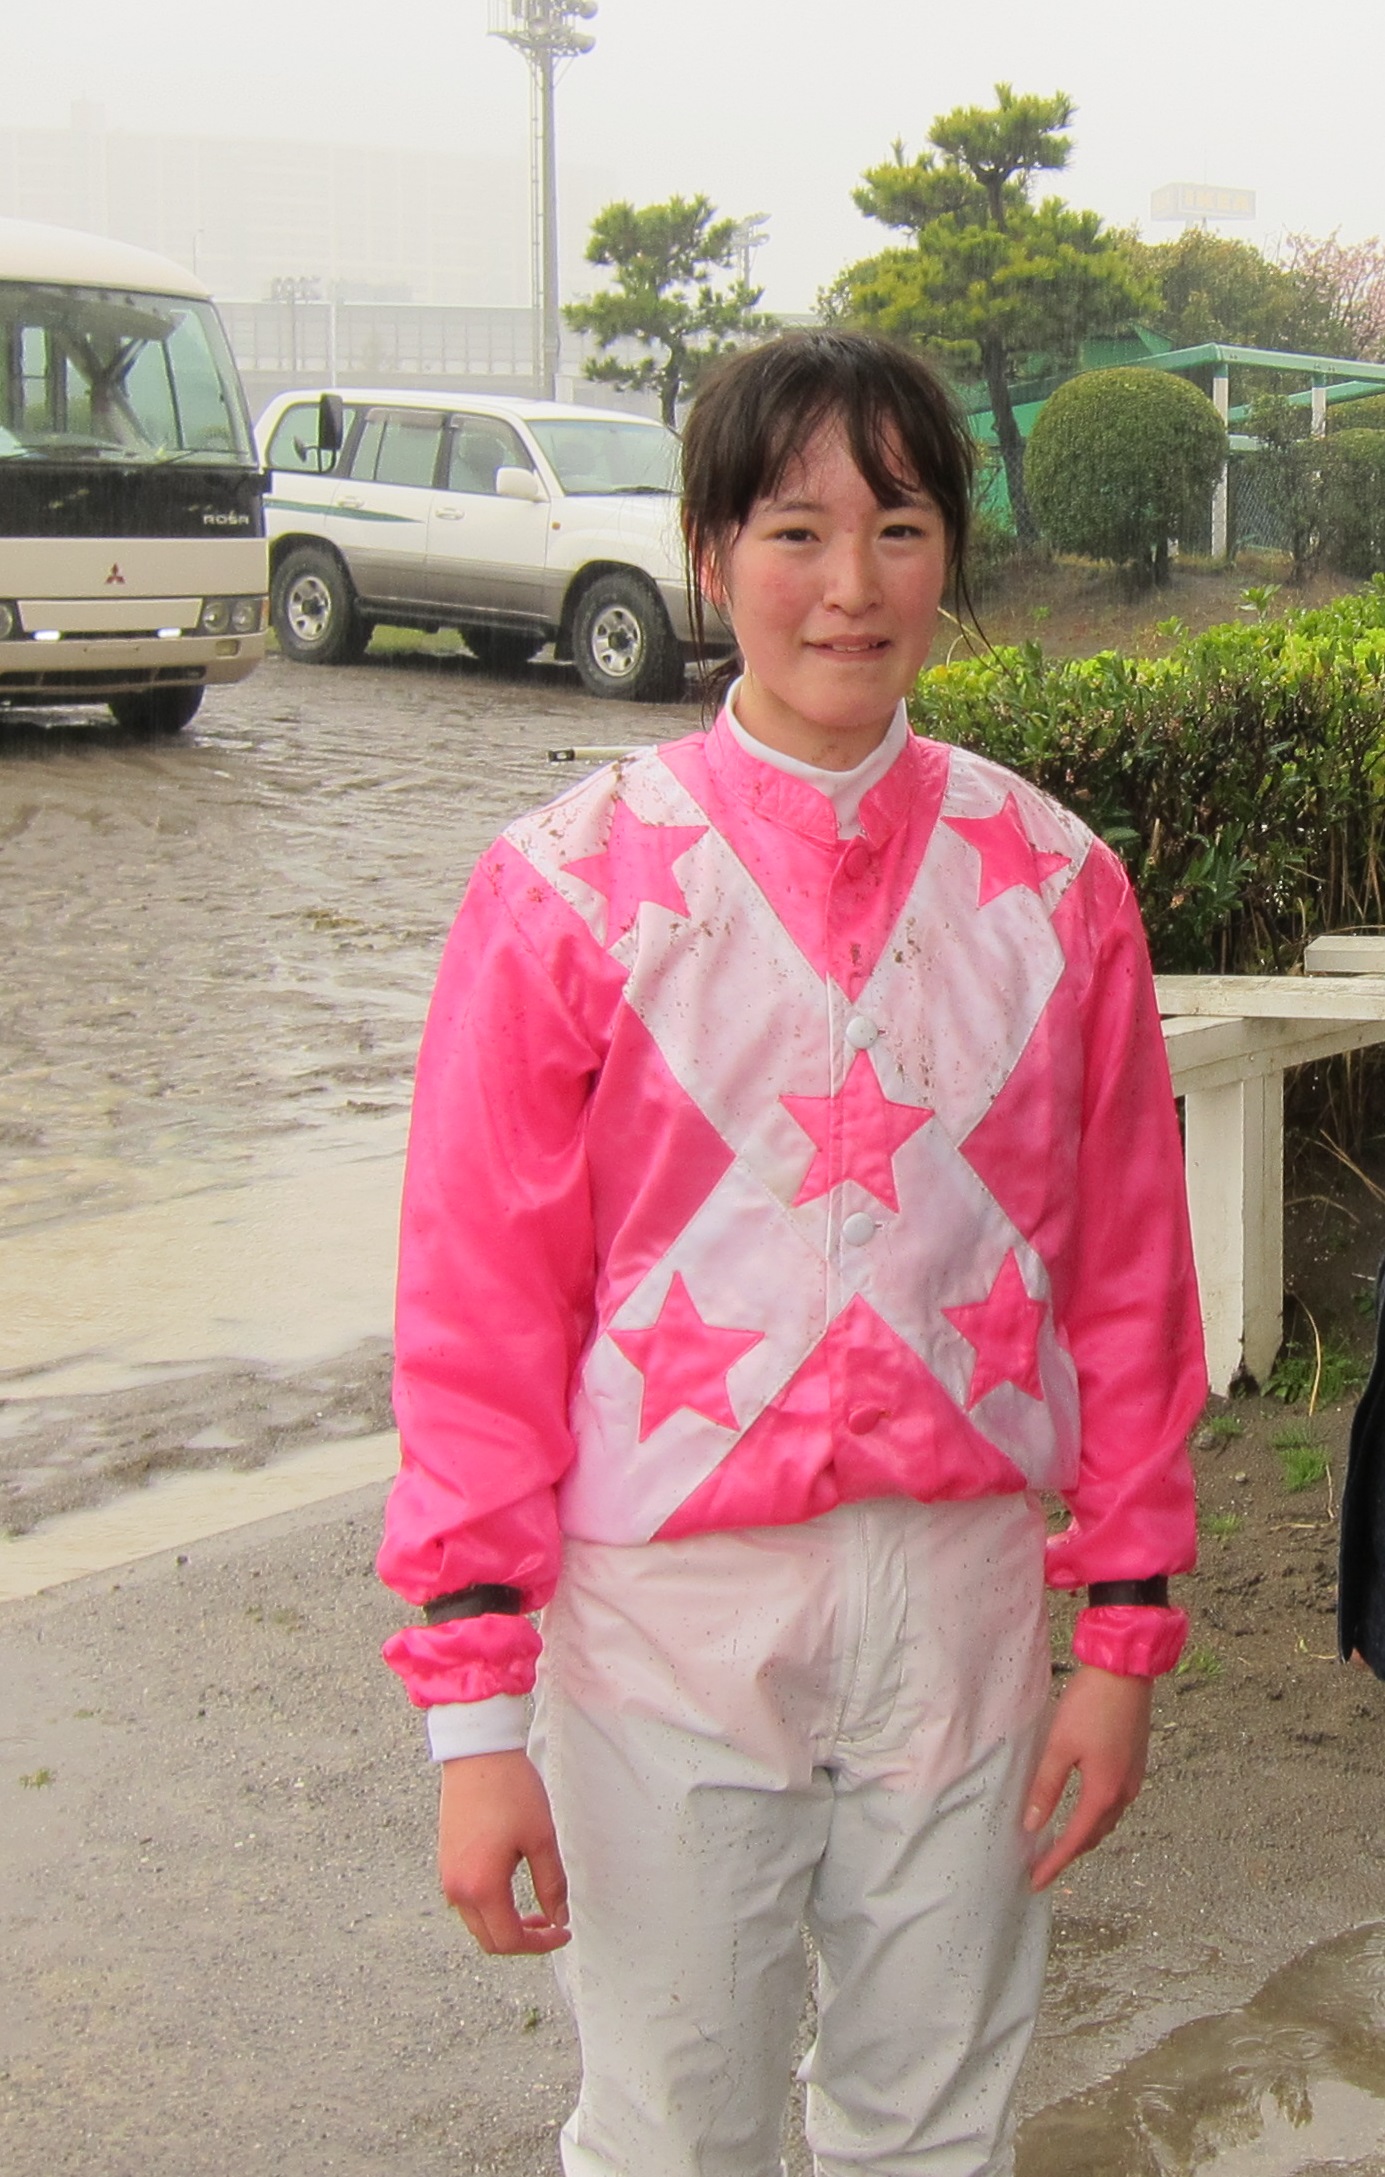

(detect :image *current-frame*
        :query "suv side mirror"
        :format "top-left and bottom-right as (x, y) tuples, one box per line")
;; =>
(496, 466), (544, 503)
(318, 392), (345, 457)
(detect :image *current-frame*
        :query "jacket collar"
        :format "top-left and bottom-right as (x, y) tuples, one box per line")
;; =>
(702, 705), (927, 849)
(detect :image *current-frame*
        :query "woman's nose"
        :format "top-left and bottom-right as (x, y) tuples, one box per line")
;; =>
(821, 536), (879, 612)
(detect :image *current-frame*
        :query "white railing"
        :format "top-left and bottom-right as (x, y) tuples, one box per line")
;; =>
(1159, 937), (1385, 1392)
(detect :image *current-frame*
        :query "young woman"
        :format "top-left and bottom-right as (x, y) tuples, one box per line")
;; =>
(379, 330), (1205, 2177)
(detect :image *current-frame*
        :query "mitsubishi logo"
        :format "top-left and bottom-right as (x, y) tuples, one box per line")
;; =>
(105, 563), (126, 586)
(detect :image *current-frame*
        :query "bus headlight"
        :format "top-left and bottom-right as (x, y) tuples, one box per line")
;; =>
(0, 601), (16, 640)
(199, 597), (231, 634)
(229, 597), (263, 634)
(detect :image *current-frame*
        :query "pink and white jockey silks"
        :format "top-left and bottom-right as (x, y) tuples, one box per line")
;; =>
(379, 712), (1205, 1707)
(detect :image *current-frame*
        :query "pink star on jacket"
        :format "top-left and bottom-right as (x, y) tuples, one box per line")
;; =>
(944, 795), (1070, 908)
(564, 802), (708, 946)
(611, 1273), (765, 1442)
(781, 1050), (933, 1212)
(943, 1251), (1047, 1409)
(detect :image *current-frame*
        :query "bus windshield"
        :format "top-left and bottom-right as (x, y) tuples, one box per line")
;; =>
(0, 280), (254, 466)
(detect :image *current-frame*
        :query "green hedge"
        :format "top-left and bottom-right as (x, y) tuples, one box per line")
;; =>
(1320, 430), (1385, 577)
(911, 581), (1385, 972)
(1329, 393), (1385, 434)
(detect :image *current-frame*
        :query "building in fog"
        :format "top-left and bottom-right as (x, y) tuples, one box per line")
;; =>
(0, 103), (608, 311)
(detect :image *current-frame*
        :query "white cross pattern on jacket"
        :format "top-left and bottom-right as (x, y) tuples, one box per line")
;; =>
(513, 747), (1089, 1545)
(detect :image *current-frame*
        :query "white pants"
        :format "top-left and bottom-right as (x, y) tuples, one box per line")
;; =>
(529, 1495), (1053, 2177)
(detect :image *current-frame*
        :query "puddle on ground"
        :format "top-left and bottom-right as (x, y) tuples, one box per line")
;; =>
(1020, 1923), (1385, 2175)
(1042, 1912), (1152, 2042)
(0, 1117), (405, 1398)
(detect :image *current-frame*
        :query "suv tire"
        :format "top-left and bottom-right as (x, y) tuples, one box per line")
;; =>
(571, 574), (683, 703)
(464, 628), (543, 676)
(108, 687), (204, 732)
(272, 546), (370, 665)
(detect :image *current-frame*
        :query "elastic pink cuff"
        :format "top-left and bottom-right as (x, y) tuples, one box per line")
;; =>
(381, 1613), (543, 1707)
(1071, 1603), (1189, 1678)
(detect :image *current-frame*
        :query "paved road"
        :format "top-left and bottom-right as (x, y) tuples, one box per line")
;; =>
(6, 650), (1385, 2175)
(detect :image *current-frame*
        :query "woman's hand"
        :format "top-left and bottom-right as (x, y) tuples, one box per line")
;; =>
(1024, 1664), (1154, 1892)
(438, 1750), (571, 1954)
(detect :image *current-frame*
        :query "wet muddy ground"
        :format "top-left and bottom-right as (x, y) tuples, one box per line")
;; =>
(6, 651), (1385, 2173)
(0, 650), (672, 1523)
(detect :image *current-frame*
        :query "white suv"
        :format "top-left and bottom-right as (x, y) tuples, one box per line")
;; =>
(257, 388), (724, 702)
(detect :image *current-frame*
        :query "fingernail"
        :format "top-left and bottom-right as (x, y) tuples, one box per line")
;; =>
(1023, 1807), (1041, 1831)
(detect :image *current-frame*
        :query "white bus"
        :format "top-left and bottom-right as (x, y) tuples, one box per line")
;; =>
(0, 219), (267, 731)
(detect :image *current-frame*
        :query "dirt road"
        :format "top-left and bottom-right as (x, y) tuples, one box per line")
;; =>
(5, 651), (1385, 2175)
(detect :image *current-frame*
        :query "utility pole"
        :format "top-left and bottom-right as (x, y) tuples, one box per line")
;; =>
(727, 214), (770, 292)
(490, 1), (597, 400)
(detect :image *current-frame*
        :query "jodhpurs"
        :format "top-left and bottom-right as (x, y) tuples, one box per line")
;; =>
(529, 1494), (1053, 2177)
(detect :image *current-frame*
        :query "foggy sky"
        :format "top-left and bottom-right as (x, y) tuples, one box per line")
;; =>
(6, 0), (1381, 312)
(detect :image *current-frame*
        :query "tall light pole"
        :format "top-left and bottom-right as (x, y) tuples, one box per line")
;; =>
(727, 215), (770, 292)
(490, 1), (597, 400)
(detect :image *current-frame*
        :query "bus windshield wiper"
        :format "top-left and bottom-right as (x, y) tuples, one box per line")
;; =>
(152, 446), (253, 467)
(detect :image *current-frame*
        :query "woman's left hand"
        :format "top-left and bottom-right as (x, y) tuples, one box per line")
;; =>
(1024, 1664), (1154, 1892)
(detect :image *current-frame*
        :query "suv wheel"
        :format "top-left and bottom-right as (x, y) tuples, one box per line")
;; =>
(571, 574), (683, 703)
(465, 628), (543, 676)
(272, 546), (370, 665)
(108, 687), (204, 732)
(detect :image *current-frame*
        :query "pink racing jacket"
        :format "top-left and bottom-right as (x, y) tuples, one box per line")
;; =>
(379, 714), (1205, 1706)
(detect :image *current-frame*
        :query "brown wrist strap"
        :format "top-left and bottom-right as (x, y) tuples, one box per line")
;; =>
(1086, 1577), (1170, 1609)
(422, 1583), (524, 1624)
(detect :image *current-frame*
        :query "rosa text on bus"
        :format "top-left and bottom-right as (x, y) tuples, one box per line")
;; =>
(0, 219), (271, 732)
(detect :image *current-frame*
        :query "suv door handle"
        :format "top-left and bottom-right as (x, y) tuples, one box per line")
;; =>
(433, 505), (465, 521)
(336, 494), (365, 509)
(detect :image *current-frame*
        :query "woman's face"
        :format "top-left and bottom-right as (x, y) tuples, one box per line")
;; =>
(705, 418), (950, 770)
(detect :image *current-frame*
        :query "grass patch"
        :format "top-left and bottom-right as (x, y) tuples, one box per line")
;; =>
(1204, 1412), (1246, 1441)
(1203, 1511), (1243, 1538)
(18, 1768), (54, 1789)
(1267, 1334), (1366, 1407)
(1176, 1646), (1222, 1682)
(365, 624), (467, 657)
(1271, 1425), (1331, 1492)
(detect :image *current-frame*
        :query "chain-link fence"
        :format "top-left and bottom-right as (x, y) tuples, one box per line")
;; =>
(1229, 456), (1294, 554)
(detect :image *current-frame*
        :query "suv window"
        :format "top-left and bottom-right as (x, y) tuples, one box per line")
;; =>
(445, 416), (532, 496)
(266, 400), (357, 475)
(351, 409), (445, 489)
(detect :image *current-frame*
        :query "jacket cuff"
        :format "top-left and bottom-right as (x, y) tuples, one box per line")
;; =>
(1072, 1603), (1189, 1678)
(426, 1695), (530, 1762)
(381, 1612), (542, 1707)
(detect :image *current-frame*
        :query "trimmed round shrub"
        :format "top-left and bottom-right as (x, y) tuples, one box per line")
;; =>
(1319, 428), (1385, 575)
(1025, 368), (1228, 581)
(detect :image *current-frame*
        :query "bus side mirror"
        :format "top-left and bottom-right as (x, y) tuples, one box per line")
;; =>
(318, 392), (344, 457)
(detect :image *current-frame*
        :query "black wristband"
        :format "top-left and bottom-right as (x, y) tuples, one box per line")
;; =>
(422, 1583), (524, 1625)
(1087, 1577), (1170, 1609)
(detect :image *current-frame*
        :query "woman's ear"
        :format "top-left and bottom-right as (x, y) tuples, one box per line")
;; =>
(697, 550), (730, 615)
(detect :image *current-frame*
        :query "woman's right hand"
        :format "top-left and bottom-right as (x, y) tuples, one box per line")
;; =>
(438, 1750), (571, 1954)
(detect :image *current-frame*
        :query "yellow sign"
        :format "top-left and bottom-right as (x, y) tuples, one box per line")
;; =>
(1152, 183), (1256, 221)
